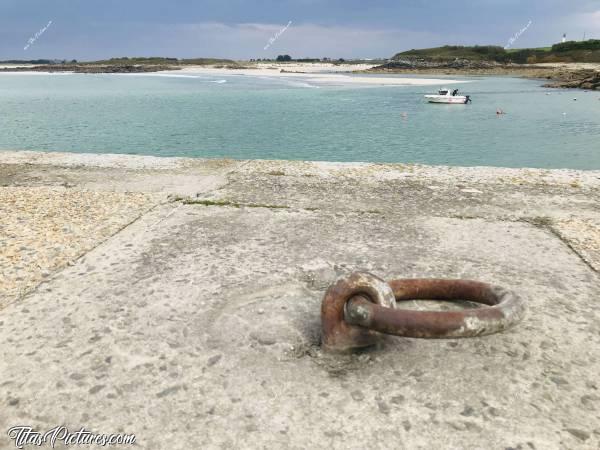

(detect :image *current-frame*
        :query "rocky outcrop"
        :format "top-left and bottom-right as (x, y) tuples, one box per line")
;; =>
(369, 58), (600, 91)
(543, 69), (600, 90)
(0, 64), (180, 73)
(375, 57), (507, 71)
(367, 58), (554, 77)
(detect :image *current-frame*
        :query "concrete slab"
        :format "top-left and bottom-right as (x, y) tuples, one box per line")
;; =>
(0, 187), (156, 308)
(1, 202), (599, 449)
(0, 151), (599, 449)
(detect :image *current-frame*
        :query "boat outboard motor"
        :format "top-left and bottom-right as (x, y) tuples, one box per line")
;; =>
(465, 95), (472, 103)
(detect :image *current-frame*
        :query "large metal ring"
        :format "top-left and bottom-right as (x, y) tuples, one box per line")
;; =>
(321, 272), (396, 352)
(321, 275), (526, 352)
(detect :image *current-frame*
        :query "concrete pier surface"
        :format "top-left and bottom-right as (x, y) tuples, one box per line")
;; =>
(0, 150), (599, 449)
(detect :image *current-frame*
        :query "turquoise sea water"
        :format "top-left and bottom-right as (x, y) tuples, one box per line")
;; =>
(0, 72), (599, 169)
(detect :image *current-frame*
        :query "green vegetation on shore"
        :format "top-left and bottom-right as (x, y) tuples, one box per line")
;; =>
(396, 45), (509, 62)
(86, 57), (243, 67)
(373, 40), (600, 90)
(0, 59), (73, 65)
(0, 56), (244, 68)
(394, 40), (600, 64)
(0, 56), (248, 74)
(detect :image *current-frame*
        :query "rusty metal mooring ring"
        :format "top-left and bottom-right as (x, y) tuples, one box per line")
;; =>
(321, 272), (526, 352)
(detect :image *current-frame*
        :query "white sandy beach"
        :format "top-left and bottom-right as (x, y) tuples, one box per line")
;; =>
(0, 64), (34, 69)
(0, 61), (466, 86)
(172, 62), (467, 87)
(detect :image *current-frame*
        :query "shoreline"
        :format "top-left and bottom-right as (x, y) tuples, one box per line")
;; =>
(0, 62), (469, 87)
(2, 149), (599, 184)
(3, 148), (600, 174)
(363, 62), (600, 90)
(2, 60), (599, 89)
(170, 65), (467, 86)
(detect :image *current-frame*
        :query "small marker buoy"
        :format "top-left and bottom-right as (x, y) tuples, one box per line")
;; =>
(573, 98), (577, 101)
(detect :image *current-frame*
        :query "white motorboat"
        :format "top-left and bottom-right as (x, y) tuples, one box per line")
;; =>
(425, 88), (471, 104)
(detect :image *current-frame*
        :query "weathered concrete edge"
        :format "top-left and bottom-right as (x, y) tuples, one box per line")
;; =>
(1, 150), (599, 187)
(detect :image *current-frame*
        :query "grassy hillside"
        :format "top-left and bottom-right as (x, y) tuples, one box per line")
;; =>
(393, 41), (600, 64)
(397, 45), (508, 61)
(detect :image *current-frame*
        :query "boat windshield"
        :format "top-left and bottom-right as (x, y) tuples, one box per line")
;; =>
(439, 90), (448, 95)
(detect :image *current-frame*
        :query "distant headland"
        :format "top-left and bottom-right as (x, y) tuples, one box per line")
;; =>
(1, 40), (599, 90)
(368, 41), (600, 90)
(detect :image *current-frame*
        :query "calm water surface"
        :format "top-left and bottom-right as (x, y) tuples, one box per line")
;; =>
(0, 72), (599, 169)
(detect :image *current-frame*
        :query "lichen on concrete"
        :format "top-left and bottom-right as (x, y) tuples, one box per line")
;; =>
(0, 186), (155, 308)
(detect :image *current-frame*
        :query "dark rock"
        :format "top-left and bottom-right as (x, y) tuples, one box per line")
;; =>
(390, 395), (405, 404)
(0, 64), (180, 74)
(565, 428), (590, 441)
(207, 354), (222, 367)
(376, 57), (506, 71)
(156, 385), (183, 398)
(376, 399), (391, 414)
(350, 390), (364, 401)
(89, 385), (105, 394)
(581, 394), (599, 409)
(543, 69), (600, 91)
(550, 376), (568, 386)
(461, 406), (476, 416)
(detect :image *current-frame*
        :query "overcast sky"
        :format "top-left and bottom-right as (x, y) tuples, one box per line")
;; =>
(1, 0), (599, 60)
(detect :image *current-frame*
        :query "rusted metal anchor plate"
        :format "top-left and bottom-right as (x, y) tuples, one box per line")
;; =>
(321, 272), (526, 352)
